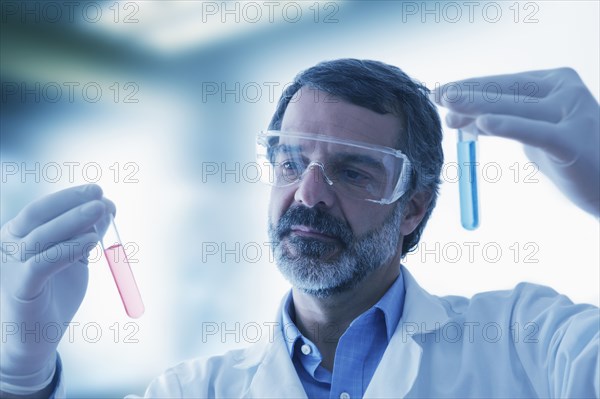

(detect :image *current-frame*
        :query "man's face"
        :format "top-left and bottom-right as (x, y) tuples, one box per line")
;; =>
(268, 87), (412, 298)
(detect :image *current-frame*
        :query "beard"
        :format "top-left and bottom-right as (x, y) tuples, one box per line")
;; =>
(268, 201), (405, 299)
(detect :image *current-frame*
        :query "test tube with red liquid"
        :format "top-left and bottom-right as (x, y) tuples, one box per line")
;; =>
(98, 214), (145, 318)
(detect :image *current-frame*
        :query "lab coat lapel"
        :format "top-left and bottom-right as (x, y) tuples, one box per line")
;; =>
(242, 314), (307, 398)
(363, 329), (423, 398)
(364, 266), (451, 398)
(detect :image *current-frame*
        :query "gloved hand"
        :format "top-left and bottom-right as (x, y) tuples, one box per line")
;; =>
(0, 184), (114, 395)
(431, 67), (600, 217)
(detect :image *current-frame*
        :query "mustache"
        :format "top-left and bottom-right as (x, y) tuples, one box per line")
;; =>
(275, 206), (354, 246)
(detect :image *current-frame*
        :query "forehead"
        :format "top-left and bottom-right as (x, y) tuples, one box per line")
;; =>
(280, 87), (403, 149)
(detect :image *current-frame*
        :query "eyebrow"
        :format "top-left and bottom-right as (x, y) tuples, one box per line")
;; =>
(268, 143), (303, 163)
(330, 153), (385, 171)
(274, 144), (302, 153)
(270, 143), (385, 171)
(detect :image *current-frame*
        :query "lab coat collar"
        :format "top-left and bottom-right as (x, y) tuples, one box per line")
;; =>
(240, 265), (451, 398)
(364, 265), (452, 398)
(398, 265), (452, 334)
(240, 313), (307, 398)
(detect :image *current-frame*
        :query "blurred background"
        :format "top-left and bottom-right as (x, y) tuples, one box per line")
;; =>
(1, 0), (598, 397)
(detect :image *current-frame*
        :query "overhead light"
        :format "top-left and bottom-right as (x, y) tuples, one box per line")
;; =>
(81, 1), (343, 54)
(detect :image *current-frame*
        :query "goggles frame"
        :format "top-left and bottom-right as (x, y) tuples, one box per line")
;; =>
(256, 130), (413, 204)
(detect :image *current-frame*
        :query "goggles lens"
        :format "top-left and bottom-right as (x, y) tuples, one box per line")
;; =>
(256, 131), (412, 204)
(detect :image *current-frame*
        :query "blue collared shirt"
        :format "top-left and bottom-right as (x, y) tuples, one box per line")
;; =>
(281, 272), (405, 399)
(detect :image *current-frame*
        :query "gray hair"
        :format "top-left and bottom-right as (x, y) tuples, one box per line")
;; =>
(269, 59), (443, 257)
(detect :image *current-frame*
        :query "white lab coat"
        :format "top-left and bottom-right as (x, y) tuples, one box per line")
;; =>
(57, 266), (599, 398)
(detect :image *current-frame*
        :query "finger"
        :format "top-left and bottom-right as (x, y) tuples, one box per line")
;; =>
(20, 200), (106, 261)
(18, 232), (98, 300)
(5, 184), (103, 238)
(445, 113), (475, 129)
(432, 68), (572, 101)
(475, 114), (561, 151)
(101, 197), (116, 218)
(437, 89), (561, 123)
(83, 198), (117, 236)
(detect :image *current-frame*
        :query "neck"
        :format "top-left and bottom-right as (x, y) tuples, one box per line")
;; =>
(291, 256), (401, 370)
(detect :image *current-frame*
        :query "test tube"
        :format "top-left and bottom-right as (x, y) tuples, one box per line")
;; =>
(457, 129), (480, 230)
(98, 214), (145, 318)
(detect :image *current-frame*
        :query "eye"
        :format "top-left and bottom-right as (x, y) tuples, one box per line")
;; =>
(339, 168), (371, 186)
(281, 160), (301, 173)
(275, 160), (304, 184)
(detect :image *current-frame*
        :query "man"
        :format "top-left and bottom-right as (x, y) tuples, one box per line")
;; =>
(1, 59), (598, 398)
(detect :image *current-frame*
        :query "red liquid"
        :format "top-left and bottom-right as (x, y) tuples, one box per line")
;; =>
(104, 244), (145, 318)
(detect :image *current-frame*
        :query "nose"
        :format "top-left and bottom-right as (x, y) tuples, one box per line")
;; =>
(305, 161), (334, 186)
(294, 162), (335, 208)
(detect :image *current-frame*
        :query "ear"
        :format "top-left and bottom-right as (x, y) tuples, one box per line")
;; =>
(399, 191), (433, 235)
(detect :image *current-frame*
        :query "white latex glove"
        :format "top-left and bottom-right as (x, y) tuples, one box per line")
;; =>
(0, 184), (114, 395)
(432, 67), (600, 217)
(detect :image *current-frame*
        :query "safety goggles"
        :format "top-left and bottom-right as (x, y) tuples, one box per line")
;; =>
(256, 130), (412, 204)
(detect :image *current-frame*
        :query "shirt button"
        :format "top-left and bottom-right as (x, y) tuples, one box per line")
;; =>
(300, 344), (311, 355)
(339, 392), (350, 399)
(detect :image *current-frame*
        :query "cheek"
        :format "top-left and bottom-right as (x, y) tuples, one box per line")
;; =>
(268, 187), (295, 223)
(340, 202), (395, 236)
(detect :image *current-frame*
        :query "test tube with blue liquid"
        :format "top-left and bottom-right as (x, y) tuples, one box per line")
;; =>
(457, 129), (480, 230)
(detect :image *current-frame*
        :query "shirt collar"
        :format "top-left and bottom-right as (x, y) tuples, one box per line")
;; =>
(281, 291), (302, 356)
(375, 271), (405, 341)
(281, 270), (406, 356)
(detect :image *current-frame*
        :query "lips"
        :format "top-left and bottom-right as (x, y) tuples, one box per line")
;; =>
(289, 225), (340, 242)
(273, 205), (354, 248)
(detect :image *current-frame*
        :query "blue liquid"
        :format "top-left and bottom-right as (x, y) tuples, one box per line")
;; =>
(457, 140), (479, 230)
